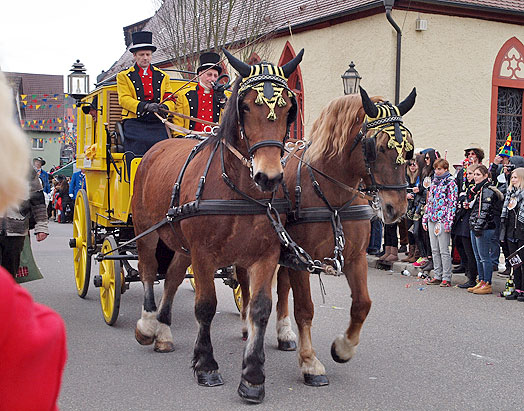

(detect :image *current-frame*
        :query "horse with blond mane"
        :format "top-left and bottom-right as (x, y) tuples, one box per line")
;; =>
(237, 86), (416, 386)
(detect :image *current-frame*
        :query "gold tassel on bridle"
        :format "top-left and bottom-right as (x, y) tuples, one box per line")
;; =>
(251, 83), (287, 121)
(365, 103), (413, 164)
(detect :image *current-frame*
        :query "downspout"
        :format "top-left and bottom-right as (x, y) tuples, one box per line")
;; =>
(383, 0), (401, 105)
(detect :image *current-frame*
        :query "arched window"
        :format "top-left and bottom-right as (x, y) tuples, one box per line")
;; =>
(278, 42), (304, 140)
(490, 37), (524, 158)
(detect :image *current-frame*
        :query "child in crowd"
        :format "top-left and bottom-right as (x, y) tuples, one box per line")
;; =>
(422, 159), (458, 286)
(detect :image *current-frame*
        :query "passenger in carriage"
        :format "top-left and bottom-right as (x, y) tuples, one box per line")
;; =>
(172, 51), (228, 134)
(116, 31), (177, 156)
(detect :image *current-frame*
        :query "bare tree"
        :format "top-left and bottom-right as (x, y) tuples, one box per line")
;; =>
(154, 0), (274, 75)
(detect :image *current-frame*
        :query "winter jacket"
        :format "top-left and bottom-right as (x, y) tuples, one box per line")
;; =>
(451, 182), (474, 237)
(69, 170), (86, 200)
(469, 180), (504, 235)
(0, 168), (49, 236)
(500, 187), (524, 241)
(0, 267), (67, 411)
(422, 173), (458, 231)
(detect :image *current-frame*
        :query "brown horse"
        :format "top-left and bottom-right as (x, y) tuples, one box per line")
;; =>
(238, 87), (416, 386)
(131, 50), (303, 403)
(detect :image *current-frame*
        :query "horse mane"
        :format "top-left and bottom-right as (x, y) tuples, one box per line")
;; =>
(306, 94), (383, 163)
(201, 77), (241, 149)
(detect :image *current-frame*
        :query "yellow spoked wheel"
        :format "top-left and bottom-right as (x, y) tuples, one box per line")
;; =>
(187, 265), (196, 291)
(233, 284), (243, 312)
(72, 189), (91, 298)
(99, 236), (123, 326)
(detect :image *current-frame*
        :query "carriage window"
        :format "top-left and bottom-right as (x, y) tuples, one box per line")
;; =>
(496, 87), (522, 155)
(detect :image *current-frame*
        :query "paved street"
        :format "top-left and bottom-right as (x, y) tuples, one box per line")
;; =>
(25, 221), (524, 410)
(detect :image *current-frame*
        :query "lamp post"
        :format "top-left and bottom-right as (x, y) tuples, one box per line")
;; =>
(67, 60), (89, 100)
(341, 61), (362, 95)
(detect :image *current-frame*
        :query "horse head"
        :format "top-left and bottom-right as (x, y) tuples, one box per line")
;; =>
(359, 86), (416, 223)
(222, 49), (304, 192)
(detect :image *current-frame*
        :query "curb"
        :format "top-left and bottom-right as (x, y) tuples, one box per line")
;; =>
(366, 254), (507, 289)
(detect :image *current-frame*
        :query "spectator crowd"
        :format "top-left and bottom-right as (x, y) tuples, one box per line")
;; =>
(368, 134), (524, 300)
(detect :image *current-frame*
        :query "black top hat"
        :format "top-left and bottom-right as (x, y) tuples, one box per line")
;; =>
(197, 52), (222, 75)
(129, 31), (157, 53)
(33, 156), (46, 166)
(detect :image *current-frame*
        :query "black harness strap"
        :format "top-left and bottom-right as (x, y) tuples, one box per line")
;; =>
(288, 205), (375, 224)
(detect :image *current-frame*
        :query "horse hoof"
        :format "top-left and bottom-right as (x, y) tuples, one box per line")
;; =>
(242, 331), (248, 341)
(304, 374), (329, 386)
(238, 378), (265, 403)
(331, 341), (349, 363)
(154, 341), (175, 353)
(196, 370), (224, 387)
(135, 327), (154, 346)
(278, 339), (297, 351)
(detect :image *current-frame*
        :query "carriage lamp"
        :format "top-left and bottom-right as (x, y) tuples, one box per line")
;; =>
(68, 60), (89, 100)
(341, 61), (361, 95)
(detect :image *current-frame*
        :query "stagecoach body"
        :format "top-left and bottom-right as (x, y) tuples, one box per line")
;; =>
(70, 77), (240, 325)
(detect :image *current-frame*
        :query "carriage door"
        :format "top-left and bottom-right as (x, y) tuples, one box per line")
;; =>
(490, 37), (524, 158)
(278, 42), (304, 140)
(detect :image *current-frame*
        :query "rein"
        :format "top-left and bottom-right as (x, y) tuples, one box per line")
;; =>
(349, 121), (410, 194)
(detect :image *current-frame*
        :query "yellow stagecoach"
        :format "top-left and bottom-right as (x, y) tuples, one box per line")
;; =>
(69, 75), (242, 325)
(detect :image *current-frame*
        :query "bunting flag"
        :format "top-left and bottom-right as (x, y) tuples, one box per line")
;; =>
(20, 115), (74, 127)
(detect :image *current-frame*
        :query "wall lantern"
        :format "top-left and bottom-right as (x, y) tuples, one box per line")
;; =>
(341, 61), (362, 95)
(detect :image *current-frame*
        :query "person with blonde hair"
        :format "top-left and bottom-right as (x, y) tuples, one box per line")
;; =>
(0, 71), (66, 410)
(500, 167), (524, 301)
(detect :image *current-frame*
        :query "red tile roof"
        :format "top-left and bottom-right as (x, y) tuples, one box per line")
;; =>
(442, 0), (524, 12)
(99, 0), (524, 82)
(4, 72), (65, 133)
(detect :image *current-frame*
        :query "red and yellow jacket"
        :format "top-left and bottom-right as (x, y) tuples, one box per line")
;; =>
(116, 64), (176, 120)
(173, 82), (226, 131)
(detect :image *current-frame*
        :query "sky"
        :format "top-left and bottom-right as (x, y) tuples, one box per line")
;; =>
(0, 0), (160, 89)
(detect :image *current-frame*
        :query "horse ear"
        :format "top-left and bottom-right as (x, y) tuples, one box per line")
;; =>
(397, 87), (417, 116)
(223, 49), (251, 78)
(281, 49), (304, 78)
(359, 86), (378, 118)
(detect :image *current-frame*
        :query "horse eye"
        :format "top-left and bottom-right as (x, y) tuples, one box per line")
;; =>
(242, 105), (250, 112)
(379, 146), (386, 153)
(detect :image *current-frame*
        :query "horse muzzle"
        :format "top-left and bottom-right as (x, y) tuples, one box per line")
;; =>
(253, 171), (283, 192)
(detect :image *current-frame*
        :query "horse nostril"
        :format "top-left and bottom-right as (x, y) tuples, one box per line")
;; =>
(254, 172), (283, 191)
(386, 203), (395, 217)
(254, 172), (269, 188)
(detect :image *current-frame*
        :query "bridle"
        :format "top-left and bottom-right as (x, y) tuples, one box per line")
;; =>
(234, 65), (298, 173)
(349, 101), (414, 195)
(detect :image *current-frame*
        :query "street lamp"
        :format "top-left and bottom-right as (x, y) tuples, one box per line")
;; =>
(341, 61), (362, 95)
(67, 60), (89, 100)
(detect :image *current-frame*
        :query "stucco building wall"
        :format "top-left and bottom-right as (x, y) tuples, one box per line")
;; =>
(263, 11), (524, 167)
(26, 130), (62, 169)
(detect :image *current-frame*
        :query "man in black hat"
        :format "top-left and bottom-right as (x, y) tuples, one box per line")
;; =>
(116, 31), (177, 155)
(172, 52), (227, 132)
(33, 157), (50, 194)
